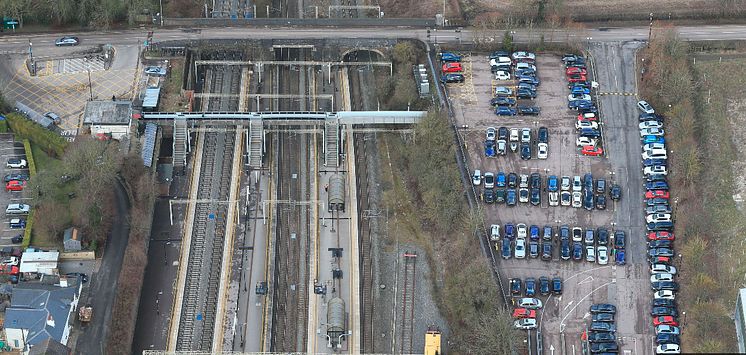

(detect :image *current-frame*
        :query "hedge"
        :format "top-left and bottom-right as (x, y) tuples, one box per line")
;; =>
(5, 113), (67, 157)
(22, 210), (33, 249)
(22, 139), (36, 177)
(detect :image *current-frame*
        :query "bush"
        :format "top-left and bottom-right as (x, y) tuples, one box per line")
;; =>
(22, 210), (33, 249)
(5, 113), (67, 157)
(22, 139), (36, 176)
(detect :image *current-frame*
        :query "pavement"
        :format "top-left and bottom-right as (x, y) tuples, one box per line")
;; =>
(74, 179), (131, 355)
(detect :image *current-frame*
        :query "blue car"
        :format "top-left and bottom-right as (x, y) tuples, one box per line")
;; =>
(517, 76), (540, 86)
(645, 181), (669, 190)
(501, 238), (512, 259)
(642, 135), (666, 144)
(441, 73), (464, 83)
(495, 106), (517, 116)
(569, 99), (594, 110)
(615, 249), (626, 265)
(643, 158), (667, 167)
(496, 172), (507, 187)
(570, 86), (591, 95)
(506, 189), (517, 206)
(584, 190), (594, 210)
(440, 52), (462, 62)
(505, 223), (516, 239)
(572, 242), (583, 260)
(525, 278), (536, 297)
(485, 140), (496, 157)
(561, 239), (571, 260)
(579, 128), (601, 138)
(530, 225), (540, 240)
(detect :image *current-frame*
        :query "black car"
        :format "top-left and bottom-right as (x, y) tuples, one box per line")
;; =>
(561, 239), (571, 260)
(517, 106), (541, 115)
(66, 272), (89, 283)
(572, 242), (583, 261)
(590, 303), (617, 314)
(495, 189), (506, 204)
(656, 333), (680, 345)
(651, 306), (679, 317)
(646, 198), (670, 207)
(530, 189), (540, 205)
(530, 173), (542, 189)
(597, 228), (609, 245)
(560, 225), (570, 240)
(489, 50), (512, 60)
(552, 277), (563, 294)
(653, 299), (676, 308)
(525, 277), (536, 297)
(520, 142), (531, 160)
(529, 241), (539, 258)
(640, 112), (664, 122)
(490, 97), (517, 106)
(648, 240), (673, 249)
(647, 221), (674, 231)
(501, 238), (512, 259)
(583, 190), (594, 210)
(583, 173), (594, 191)
(498, 127), (509, 140)
(510, 278), (522, 295)
(646, 174), (668, 183)
(609, 184), (621, 200)
(11, 235), (23, 244)
(515, 68), (537, 77)
(587, 332), (616, 343)
(596, 195), (607, 210)
(649, 248), (674, 258)
(483, 189), (495, 203)
(651, 281), (679, 291)
(541, 242), (552, 260)
(516, 88), (537, 99)
(508, 173), (518, 188)
(537, 126), (548, 143)
(506, 189), (517, 206)
(592, 312), (615, 322)
(3, 173), (29, 183)
(613, 231), (626, 249)
(595, 178), (606, 194)
(646, 181), (670, 190)
(441, 73), (465, 83)
(539, 276), (550, 295)
(589, 322), (616, 332)
(579, 128), (601, 138)
(646, 204), (672, 214)
(590, 342), (619, 353)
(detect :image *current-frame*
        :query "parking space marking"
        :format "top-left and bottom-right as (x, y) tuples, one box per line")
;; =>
(559, 281), (612, 333)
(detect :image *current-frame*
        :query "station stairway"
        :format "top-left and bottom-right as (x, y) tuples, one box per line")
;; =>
(173, 116), (189, 175)
(248, 118), (263, 168)
(324, 119), (340, 167)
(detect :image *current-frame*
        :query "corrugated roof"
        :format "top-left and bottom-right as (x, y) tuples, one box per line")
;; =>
(142, 88), (161, 108)
(142, 123), (158, 167)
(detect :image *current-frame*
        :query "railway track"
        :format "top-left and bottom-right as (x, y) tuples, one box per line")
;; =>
(400, 253), (417, 355)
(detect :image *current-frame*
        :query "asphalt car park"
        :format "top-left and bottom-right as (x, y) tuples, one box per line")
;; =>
(446, 50), (651, 354)
(0, 134), (30, 246)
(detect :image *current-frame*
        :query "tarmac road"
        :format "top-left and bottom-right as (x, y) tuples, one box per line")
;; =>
(75, 179), (131, 354)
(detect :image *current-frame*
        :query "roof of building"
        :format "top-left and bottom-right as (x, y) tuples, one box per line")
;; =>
(62, 228), (79, 243)
(142, 88), (161, 109)
(20, 251), (60, 274)
(83, 100), (132, 125)
(6, 281), (81, 347)
(28, 338), (71, 355)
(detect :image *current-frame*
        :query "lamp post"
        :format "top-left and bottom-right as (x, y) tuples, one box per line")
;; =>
(159, 0), (164, 26)
(647, 13), (654, 46)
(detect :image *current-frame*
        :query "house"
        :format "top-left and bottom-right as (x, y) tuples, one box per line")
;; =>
(20, 251), (60, 277)
(83, 100), (133, 140)
(28, 338), (71, 355)
(4, 278), (82, 351)
(62, 228), (81, 252)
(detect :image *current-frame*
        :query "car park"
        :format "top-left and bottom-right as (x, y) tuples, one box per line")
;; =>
(55, 36), (80, 46)
(441, 73), (465, 83)
(514, 318), (538, 330)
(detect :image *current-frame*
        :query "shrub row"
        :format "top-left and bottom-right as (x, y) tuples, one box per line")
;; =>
(22, 139), (37, 177)
(5, 113), (67, 157)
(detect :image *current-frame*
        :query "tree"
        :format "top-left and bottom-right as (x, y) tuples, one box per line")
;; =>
(392, 42), (417, 66)
(502, 31), (514, 52)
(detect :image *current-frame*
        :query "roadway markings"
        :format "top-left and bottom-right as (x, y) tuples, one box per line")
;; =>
(598, 92), (637, 96)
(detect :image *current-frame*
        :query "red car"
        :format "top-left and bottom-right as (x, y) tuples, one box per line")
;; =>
(653, 316), (679, 327)
(442, 62), (463, 73)
(645, 190), (670, 199)
(650, 256), (671, 264)
(566, 67), (588, 76)
(512, 308), (537, 319)
(581, 146), (603, 156)
(577, 112), (598, 122)
(5, 180), (25, 192)
(648, 231), (675, 241)
(568, 74), (587, 83)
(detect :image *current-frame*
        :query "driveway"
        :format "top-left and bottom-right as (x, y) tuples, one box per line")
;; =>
(74, 179), (131, 354)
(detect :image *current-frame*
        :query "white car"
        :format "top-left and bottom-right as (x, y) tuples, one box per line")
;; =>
(512, 51), (536, 62)
(560, 191), (572, 206)
(597, 246), (608, 265)
(514, 318), (537, 330)
(486, 127), (496, 141)
(585, 245), (596, 262)
(575, 121), (599, 130)
(576, 137), (598, 147)
(654, 290), (676, 300)
(644, 165), (668, 176)
(517, 297), (543, 309)
(515, 62), (536, 71)
(519, 188), (529, 203)
(497, 140), (507, 155)
(640, 120), (663, 130)
(572, 176), (582, 191)
(515, 239), (527, 259)
(5, 203), (30, 215)
(484, 172), (495, 189)
(510, 128), (520, 142)
(572, 227), (583, 242)
(651, 264), (677, 274)
(490, 224), (501, 241)
(6, 159), (27, 169)
(0, 256), (18, 266)
(517, 223), (527, 239)
(643, 143), (666, 151)
(640, 127), (665, 137)
(472, 170), (482, 186)
(650, 273), (675, 283)
(572, 191), (582, 208)
(537, 143), (548, 159)
(490, 57), (512, 67)
(642, 150), (668, 160)
(638, 100), (655, 114)
(521, 128), (531, 143)
(646, 213), (672, 223)
(561, 176), (571, 191)
(568, 94), (592, 102)
(548, 191), (559, 206)
(656, 344), (680, 354)
(494, 70), (511, 81)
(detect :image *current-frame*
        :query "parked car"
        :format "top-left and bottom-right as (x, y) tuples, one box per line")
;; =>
(5, 181), (25, 192)
(441, 73), (465, 83)
(495, 106), (517, 116)
(494, 70), (511, 81)
(55, 36), (80, 46)
(552, 277), (563, 294)
(609, 184), (621, 200)
(501, 238), (512, 259)
(653, 316), (679, 327)
(514, 318), (538, 329)
(651, 281), (679, 291)
(9, 218), (26, 229)
(587, 332), (616, 343)
(495, 86), (513, 96)
(517, 298), (543, 309)
(515, 239), (527, 259)
(518, 106), (541, 115)
(581, 146), (603, 156)
(5, 204), (30, 215)
(491, 97), (516, 106)
(3, 173), (29, 183)
(655, 325), (681, 335)
(614, 231), (626, 249)
(638, 100), (655, 114)
(6, 159), (27, 169)
(439, 52), (462, 62)
(597, 246), (608, 265)
(590, 342), (618, 353)
(472, 170), (482, 186)
(651, 307), (678, 317)
(442, 62), (463, 73)
(144, 66), (168, 76)
(590, 304), (617, 314)
(589, 322), (616, 332)
(512, 308), (537, 319)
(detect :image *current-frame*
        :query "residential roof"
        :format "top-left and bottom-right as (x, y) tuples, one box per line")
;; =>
(6, 281), (81, 347)
(62, 228), (79, 243)
(29, 338), (71, 355)
(20, 251), (59, 274)
(83, 100), (132, 125)
(142, 88), (161, 109)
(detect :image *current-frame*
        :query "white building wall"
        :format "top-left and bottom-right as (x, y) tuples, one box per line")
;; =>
(5, 328), (26, 349)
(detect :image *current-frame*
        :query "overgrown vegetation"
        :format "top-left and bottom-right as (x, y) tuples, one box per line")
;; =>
(107, 152), (155, 354)
(381, 109), (519, 353)
(5, 113), (67, 157)
(160, 59), (188, 112)
(375, 42), (431, 111)
(639, 28), (740, 352)
(0, 0), (157, 28)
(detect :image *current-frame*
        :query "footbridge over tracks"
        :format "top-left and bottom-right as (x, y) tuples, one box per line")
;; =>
(142, 110), (424, 171)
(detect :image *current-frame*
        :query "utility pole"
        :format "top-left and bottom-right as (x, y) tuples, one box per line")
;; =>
(159, 0), (164, 25)
(647, 12), (653, 46)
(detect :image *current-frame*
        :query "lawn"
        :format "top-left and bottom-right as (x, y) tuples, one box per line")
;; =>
(28, 143), (70, 248)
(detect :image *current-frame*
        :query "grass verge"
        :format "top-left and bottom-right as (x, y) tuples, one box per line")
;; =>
(161, 59), (187, 112)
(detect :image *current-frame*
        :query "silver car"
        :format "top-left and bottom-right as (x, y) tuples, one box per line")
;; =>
(55, 36), (80, 46)
(585, 246), (596, 262)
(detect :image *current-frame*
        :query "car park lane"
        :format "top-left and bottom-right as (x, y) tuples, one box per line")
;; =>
(0, 134), (30, 246)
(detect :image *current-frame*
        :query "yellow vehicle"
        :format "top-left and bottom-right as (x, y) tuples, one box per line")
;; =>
(425, 325), (442, 355)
